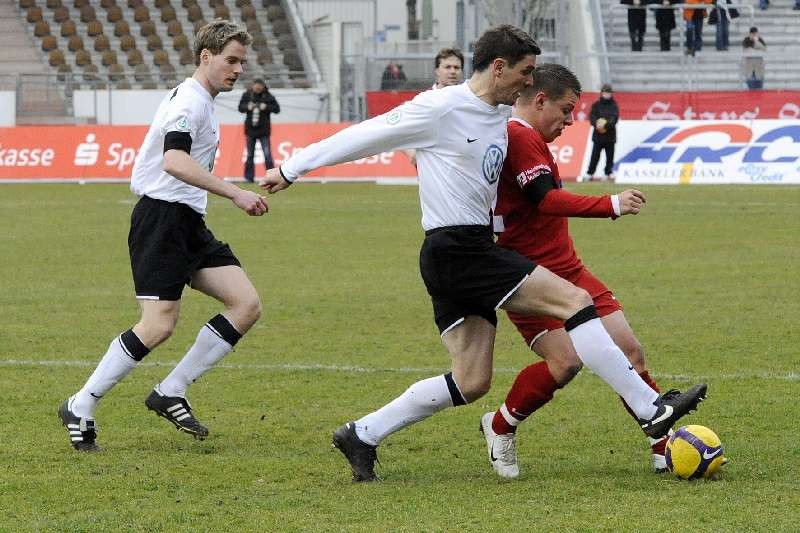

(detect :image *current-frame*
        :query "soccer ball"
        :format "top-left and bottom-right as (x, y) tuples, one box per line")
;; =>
(665, 425), (726, 480)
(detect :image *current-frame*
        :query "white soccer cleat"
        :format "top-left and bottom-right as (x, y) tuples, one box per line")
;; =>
(480, 412), (520, 479)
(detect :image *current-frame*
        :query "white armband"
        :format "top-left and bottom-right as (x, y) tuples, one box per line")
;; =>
(610, 194), (621, 217)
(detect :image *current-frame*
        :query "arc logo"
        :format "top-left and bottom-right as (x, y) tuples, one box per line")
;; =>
(615, 123), (800, 168)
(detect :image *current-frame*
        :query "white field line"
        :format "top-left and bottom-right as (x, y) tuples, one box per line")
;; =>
(1, 358), (797, 381)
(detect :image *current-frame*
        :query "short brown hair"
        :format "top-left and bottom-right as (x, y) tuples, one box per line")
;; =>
(435, 47), (464, 69)
(472, 25), (540, 72)
(193, 18), (252, 66)
(518, 63), (582, 103)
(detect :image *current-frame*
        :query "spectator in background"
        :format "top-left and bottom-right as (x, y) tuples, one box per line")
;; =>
(759, 0), (768, 10)
(654, 0), (678, 52)
(709, 0), (737, 51)
(684, 0), (711, 56)
(432, 47), (464, 89)
(380, 61), (407, 90)
(238, 78), (280, 182)
(795, 0), (800, 11)
(584, 83), (619, 182)
(622, 0), (647, 51)
(742, 26), (767, 90)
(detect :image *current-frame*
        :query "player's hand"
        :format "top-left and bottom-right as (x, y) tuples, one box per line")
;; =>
(618, 189), (646, 215)
(258, 167), (292, 194)
(232, 188), (269, 216)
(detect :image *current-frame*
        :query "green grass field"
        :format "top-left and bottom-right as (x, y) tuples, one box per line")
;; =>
(1, 183), (798, 531)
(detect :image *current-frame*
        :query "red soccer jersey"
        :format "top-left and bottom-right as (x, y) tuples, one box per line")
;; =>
(494, 118), (615, 275)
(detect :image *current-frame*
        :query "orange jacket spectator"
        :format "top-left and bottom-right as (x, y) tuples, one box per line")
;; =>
(684, 0), (712, 22)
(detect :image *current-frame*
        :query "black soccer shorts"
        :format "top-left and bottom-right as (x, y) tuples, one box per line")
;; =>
(419, 225), (536, 335)
(128, 195), (241, 301)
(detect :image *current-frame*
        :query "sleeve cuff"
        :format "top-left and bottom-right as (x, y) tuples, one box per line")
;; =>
(610, 194), (621, 217)
(279, 165), (296, 183)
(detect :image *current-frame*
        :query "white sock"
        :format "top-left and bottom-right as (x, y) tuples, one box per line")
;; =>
(71, 336), (138, 418)
(568, 318), (659, 419)
(158, 323), (234, 398)
(355, 375), (456, 446)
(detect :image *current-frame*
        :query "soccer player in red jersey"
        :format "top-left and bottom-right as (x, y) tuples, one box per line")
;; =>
(481, 63), (672, 478)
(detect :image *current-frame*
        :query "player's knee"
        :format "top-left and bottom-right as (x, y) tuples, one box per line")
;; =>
(232, 292), (262, 326)
(548, 353), (583, 384)
(459, 376), (492, 403)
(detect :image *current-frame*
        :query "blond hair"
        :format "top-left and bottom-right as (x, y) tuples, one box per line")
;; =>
(193, 19), (252, 66)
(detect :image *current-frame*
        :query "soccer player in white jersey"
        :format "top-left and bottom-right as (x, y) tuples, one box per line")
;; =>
(260, 25), (706, 482)
(58, 20), (268, 451)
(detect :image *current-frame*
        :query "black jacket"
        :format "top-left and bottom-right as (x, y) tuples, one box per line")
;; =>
(589, 97), (620, 143)
(622, 1), (646, 31)
(653, 0), (678, 31)
(238, 89), (280, 137)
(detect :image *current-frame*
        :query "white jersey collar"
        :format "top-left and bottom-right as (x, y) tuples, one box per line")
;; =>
(184, 77), (214, 102)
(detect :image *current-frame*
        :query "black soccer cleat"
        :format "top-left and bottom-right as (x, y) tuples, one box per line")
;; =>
(332, 422), (379, 482)
(639, 384), (707, 438)
(58, 400), (100, 452)
(145, 389), (209, 439)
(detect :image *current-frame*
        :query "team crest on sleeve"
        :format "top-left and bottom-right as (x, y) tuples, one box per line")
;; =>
(516, 163), (551, 188)
(386, 109), (402, 125)
(175, 116), (190, 131)
(482, 144), (504, 184)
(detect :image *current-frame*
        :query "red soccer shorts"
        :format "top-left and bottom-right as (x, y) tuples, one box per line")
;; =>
(506, 266), (623, 348)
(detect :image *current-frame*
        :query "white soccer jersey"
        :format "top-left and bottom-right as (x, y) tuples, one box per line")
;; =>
(130, 78), (220, 214)
(280, 82), (511, 230)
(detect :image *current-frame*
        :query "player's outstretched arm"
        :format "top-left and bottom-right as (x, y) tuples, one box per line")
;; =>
(258, 167), (292, 194)
(163, 149), (268, 216)
(617, 189), (646, 215)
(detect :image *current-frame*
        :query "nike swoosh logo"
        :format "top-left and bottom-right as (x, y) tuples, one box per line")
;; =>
(90, 392), (103, 399)
(467, 138), (478, 143)
(627, 365), (634, 371)
(490, 443), (498, 462)
(702, 449), (721, 460)
(645, 405), (673, 426)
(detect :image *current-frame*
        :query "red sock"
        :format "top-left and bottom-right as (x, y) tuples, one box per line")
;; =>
(492, 361), (559, 435)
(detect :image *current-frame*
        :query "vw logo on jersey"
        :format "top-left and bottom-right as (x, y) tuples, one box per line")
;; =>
(482, 144), (504, 184)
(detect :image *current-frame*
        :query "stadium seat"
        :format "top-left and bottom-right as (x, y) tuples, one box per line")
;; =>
(41, 35), (58, 52)
(256, 48), (272, 65)
(101, 49), (117, 66)
(94, 35), (110, 52)
(147, 34), (163, 51)
(128, 0), (143, 8)
(214, 5), (230, 19)
(251, 33), (268, 51)
(49, 49), (65, 67)
(100, 0), (116, 8)
(172, 33), (189, 51)
(283, 50), (302, 71)
(236, 0), (252, 7)
(73, 0), (89, 8)
(60, 20), (76, 38)
(34, 21), (51, 37)
(120, 34), (136, 51)
(53, 6), (69, 23)
(107, 6), (123, 23)
(161, 6), (177, 23)
(262, 0), (281, 7)
(67, 35), (84, 52)
(108, 63), (125, 81)
(114, 20), (130, 37)
(153, 49), (169, 65)
(154, 0), (170, 7)
(26, 6), (43, 24)
(187, 5), (203, 22)
(179, 47), (194, 65)
(134, 63), (151, 82)
(140, 20), (156, 37)
(266, 5), (285, 22)
(167, 20), (183, 37)
(127, 49), (144, 66)
(272, 18), (289, 35)
(182, 0), (197, 8)
(245, 18), (261, 34)
(134, 6), (149, 23)
(19, 0), (35, 9)
(46, 0), (62, 9)
(240, 4), (256, 21)
(75, 49), (91, 67)
(160, 63), (178, 84)
(193, 19), (206, 33)
(82, 64), (99, 83)
(56, 63), (72, 81)
(116, 80), (132, 89)
(277, 33), (294, 51)
(79, 5), (96, 23)
(87, 20), (103, 37)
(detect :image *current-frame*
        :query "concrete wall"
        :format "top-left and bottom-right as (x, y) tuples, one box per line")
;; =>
(73, 88), (331, 125)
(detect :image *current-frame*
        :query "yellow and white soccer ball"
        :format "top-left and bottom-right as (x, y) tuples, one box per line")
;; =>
(665, 425), (727, 480)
